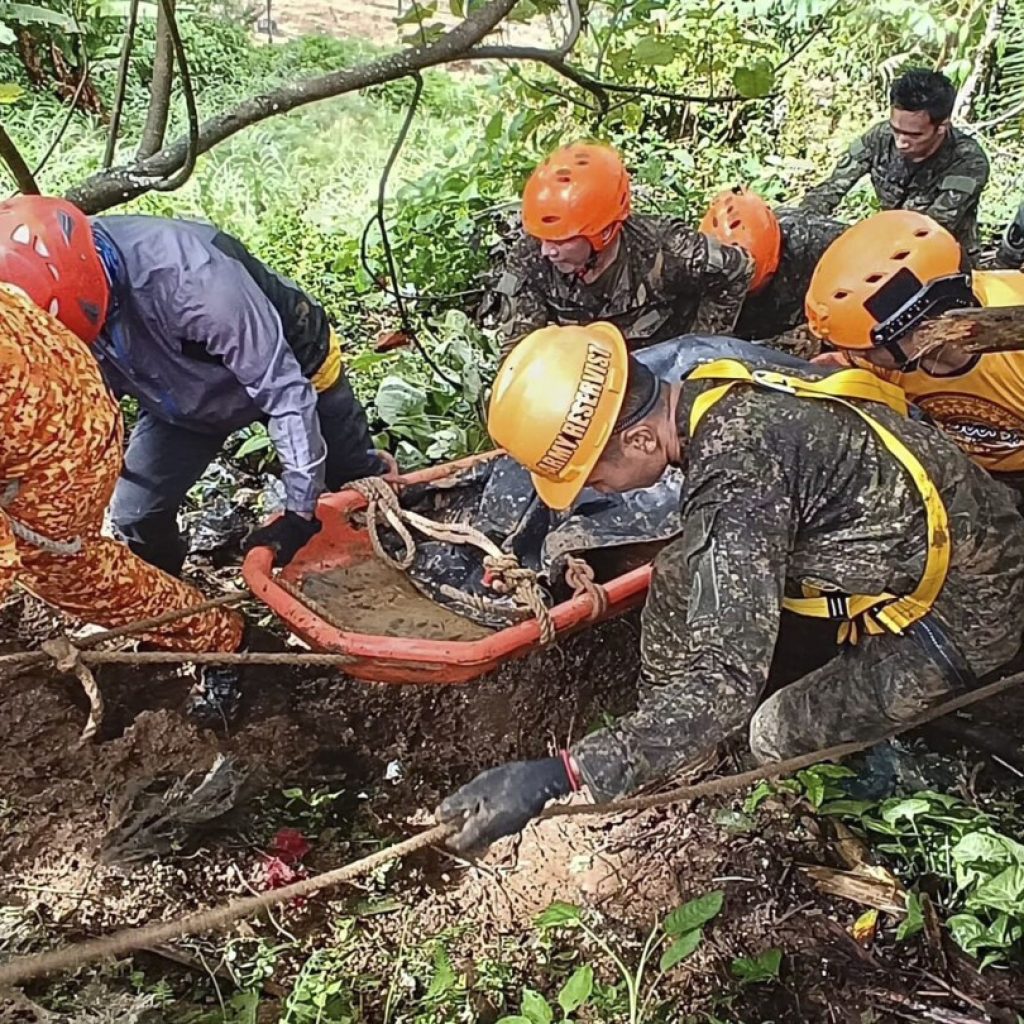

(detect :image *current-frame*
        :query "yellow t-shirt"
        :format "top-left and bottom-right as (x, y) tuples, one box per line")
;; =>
(881, 353), (1024, 473)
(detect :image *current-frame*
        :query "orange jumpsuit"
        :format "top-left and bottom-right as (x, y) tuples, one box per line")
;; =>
(0, 286), (243, 650)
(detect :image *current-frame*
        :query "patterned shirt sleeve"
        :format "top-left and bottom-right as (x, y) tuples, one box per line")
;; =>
(572, 391), (794, 800)
(799, 128), (875, 216)
(917, 143), (990, 240)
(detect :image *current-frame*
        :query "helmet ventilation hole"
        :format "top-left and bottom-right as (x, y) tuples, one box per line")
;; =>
(11, 224), (30, 245)
(47, 264), (59, 281)
(892, 250), (910, 260)
(48, 299), (59, 316)
(865, 273), (884, 283)
(541, 215), (560, 224)
(34, 238), (50, 259)
(833, 290), (850, 300)
(913, 228), (930, 237)
(556, 174), (572, 183)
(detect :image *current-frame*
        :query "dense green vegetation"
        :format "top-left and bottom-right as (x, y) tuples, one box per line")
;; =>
(2, 0), (1023, 465)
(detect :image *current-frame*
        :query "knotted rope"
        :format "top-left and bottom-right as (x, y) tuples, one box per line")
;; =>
(343, 476), (556, 643)
(564, 555), (609, 621)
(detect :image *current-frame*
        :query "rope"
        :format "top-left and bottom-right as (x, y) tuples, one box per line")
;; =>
(7, 519), (82, 556)
(564, 556), (609, 621)
(2, 666), (1022, 989)
(0, 593), (248, 677)
(342, 476), (556, 644)
(39, 636), (103, 745)
(0, 824), (452, 988)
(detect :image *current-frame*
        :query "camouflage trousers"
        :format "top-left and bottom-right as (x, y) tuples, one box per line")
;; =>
(749, 633), (962, 762)
(0, 415), (243, 653)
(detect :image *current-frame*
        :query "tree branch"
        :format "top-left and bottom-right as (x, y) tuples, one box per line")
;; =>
(137, 0), (176, 159)
(65, 0), (519, 213)
(104, 0), (141, 169)
(954, 0), (1008, 122)
(467, 45), (742, 104)
(0, 125), (39, 195)
(771, 0), (844, 76)
(149, 0), (198, 191)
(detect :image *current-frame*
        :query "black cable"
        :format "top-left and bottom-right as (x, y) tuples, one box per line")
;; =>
(33, 40), (89, 180)
(374, 70), (461, 389)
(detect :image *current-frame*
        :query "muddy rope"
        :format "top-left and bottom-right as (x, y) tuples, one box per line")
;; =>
(1, 666), (1023, 988)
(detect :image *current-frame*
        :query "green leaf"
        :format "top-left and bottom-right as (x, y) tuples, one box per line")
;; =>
(732, 60), (775, 98)
(0, 24), (15, 45)
(952, 831), (1024, 868)
(484, 111), (504, 143)
(967, 865), (1024, 915)
(557, 965), (593, 1015)
(425, 945), (456, 998)
(743, 781), (774, 814)
(520, 989), (554, 1024)
(714, 808), (755, 834)
(660, 928), (703, 971)
(507, 0), (538, 22)
(448, 0), (464, 14)
(535, 901), (582, 929)
(664, 891), (724, 935)
(818, 799), (877, 817)
(881, 798), (932, 827)
(495, 1018), (533, 1024)
(375, 376), (427, 425)
(947, 913), (987, 955)
(797, 769), (826, 810)
(896, 892), (924, 942)
(632, 35), (676, 65)
(0, 82), (24, 103)
(730, 948), (782, 984)
(0, 3), (78, 30)
(394, 1), (436, 25)
(805, 764), (856, 780)
(235, 431), (273, 458)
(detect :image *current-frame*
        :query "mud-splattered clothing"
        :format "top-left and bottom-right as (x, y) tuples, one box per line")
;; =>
(799, 122), (990, 255)
(0, 287), (243, 651)
(495, 215), (754, 356)
(572, 368), (1024, 800)
(733, 208), (847, 340)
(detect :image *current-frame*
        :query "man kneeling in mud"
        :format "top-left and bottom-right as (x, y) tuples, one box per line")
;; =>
(437, 323), (1024, 852)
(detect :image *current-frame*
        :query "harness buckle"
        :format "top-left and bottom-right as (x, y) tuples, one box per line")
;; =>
(750, 369), (796, 394)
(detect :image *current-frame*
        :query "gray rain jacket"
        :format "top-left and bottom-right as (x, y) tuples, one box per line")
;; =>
(91, 216), (331, 514)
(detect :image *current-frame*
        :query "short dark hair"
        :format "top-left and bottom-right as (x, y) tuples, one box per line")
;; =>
(890, 68), (956, 123)
(612, 357), (662, 435)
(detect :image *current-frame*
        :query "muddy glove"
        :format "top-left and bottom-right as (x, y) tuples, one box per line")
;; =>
(436, 757), (574, 853)
(242, 511), (322, 568)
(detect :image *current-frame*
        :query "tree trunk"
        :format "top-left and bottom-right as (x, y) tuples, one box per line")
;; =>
(137, 0), (177, 159)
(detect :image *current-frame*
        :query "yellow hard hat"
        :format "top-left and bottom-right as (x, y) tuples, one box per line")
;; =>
(488, 323), (628, 510)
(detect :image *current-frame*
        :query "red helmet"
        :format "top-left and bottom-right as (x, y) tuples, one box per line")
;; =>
(0, 196), (108, 343)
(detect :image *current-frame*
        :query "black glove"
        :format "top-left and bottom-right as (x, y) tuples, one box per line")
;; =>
(242, 511), (322, 568)
(436, 757), (571, 852)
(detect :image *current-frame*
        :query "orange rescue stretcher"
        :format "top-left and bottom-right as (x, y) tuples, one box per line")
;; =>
(242, 451), (653, 684)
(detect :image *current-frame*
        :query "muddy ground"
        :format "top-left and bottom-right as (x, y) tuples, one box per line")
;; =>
(1, 580), (1023, 1023)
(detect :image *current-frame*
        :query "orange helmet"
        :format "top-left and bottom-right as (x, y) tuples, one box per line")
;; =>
(522, 144), (631, 253)
(488, 322), (628, 510)
(806, 211), (968, 354)
(700, 187), (781, 293)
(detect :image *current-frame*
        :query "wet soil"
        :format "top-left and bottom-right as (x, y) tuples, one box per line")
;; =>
(1, 588), (1023, 1021)
(301, 560), (493, 641)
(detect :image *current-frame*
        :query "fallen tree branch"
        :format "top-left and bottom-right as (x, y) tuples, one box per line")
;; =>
(65, 0), (519, 213)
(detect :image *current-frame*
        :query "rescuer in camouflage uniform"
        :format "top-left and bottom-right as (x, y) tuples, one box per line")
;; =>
(436, 323), (1024, 852)
(495, 144), (752, 356)
(799, 69), (989, 258)
(700, 188), (846, 340)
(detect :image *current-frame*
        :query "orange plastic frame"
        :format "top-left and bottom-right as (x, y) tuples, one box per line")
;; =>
(242, 450), (653, 684)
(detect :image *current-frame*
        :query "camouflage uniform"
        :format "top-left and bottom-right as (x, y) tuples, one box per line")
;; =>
(572, 374), (1024, 801)
(494, 215), (754, 357)
(799, 121), (990, 257)
(732, 208), (847, 340)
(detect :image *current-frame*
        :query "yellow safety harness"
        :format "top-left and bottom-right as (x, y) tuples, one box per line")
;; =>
(687, 359), (951, 644)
